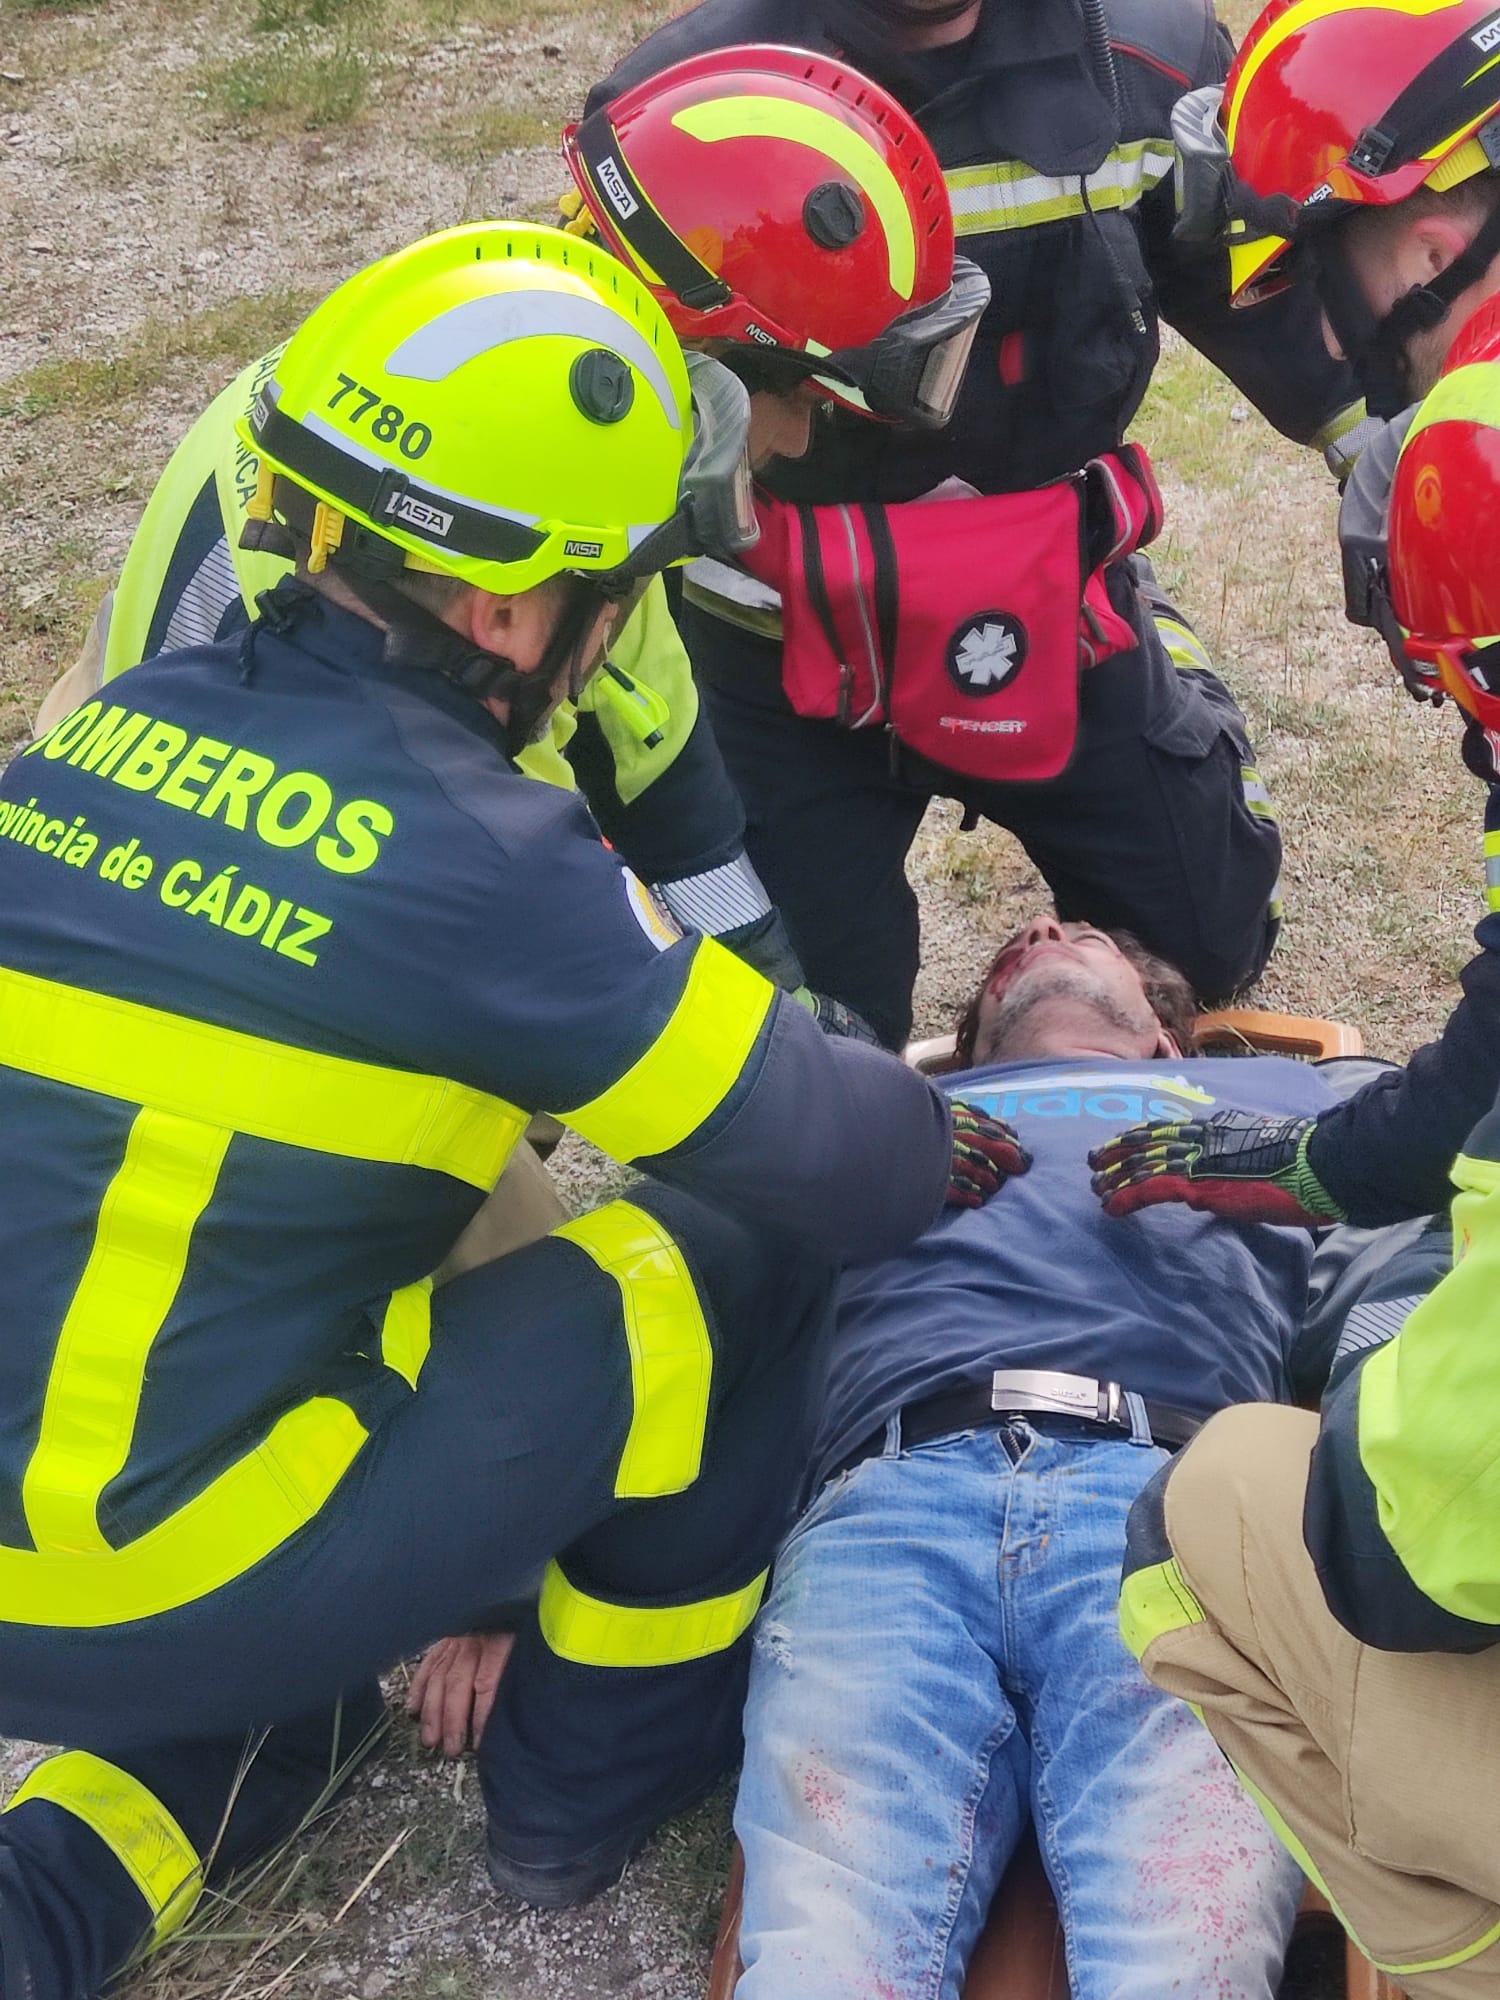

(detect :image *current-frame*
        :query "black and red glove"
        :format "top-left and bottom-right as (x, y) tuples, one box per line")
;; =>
(1088, 1110), (1343, 1227)
(946, 1100), (1032, 1209)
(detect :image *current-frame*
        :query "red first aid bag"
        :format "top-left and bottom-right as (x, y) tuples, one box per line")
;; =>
(738, 445), (1162, 784)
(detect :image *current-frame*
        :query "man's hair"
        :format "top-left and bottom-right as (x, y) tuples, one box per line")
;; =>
(272, 473), (470, 617)
(952, 927), (1199, 1067)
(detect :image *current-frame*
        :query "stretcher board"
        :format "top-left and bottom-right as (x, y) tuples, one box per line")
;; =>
(704, 1845), (1403, 2000)
(904, 1007), (1364, 1076)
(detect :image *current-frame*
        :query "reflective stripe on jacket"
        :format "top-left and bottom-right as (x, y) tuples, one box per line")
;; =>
(588, 0), (1361, 507)
(0, 589), (949, 1627)
(1304, 1092), (1500, 1651)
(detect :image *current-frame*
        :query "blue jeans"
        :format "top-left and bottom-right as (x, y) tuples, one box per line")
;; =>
(734, 1422), (1303, 1999)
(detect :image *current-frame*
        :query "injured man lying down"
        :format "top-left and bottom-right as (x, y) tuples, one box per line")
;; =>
(730, 915), (1340, 2000)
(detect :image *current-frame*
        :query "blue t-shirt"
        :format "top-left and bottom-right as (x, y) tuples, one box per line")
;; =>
(814, 1054), (1338, 1485)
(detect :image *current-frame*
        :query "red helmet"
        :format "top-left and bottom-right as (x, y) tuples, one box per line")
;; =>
(562, 45), (988, 427)
(1389, 292), (1500, 731)
(1224, 0), (1500, 303)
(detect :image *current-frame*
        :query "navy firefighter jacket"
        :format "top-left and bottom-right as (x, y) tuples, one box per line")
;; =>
(0, 587), (950, 1630)
(590, 0), (1362, 505)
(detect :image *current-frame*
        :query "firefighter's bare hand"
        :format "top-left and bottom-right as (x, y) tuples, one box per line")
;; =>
(405, 1631), (514, 1757)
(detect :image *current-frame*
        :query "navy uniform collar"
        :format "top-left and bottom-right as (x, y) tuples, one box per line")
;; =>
(257, 581), (520, 763)
(826, 0), (1118, 176)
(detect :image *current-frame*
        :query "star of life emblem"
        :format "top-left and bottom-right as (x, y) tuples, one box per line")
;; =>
(946, 610), (1028, 696)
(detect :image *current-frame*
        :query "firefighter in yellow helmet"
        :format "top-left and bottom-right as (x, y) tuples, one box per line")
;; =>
(0, 222), (1030, 1998)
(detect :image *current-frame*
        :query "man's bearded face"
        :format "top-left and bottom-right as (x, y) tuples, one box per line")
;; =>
(971, 922), (1162, 1063)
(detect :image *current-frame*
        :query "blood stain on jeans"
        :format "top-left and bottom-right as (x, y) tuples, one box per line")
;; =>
(797, 1757), (848, 1834)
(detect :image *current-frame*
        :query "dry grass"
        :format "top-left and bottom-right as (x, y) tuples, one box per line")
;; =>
(0, 0), (1482, 1990)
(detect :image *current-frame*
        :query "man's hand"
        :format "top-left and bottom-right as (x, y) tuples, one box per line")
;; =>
(946, 1100), (1031, 1209)
(405, 1632), (514, 1758)
(1088, 1110), (1343, 1227)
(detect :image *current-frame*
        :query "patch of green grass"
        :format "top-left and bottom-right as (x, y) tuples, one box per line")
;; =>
(0, 290), (314, 422)
(209, 36), (372, 128)
(4, 0), (105, 14)
(1247, 690), (1350, 741)
(252, 0), (372, 32)
(420, 102), (556, 165)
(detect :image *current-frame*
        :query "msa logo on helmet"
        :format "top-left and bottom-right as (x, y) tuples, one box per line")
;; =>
(743, 324), (780, 347)
(564, 538), (605, 559)
(595, 155), (639, 221)
(382, 491), (454, 540)
(1474, 17), (1500, 51)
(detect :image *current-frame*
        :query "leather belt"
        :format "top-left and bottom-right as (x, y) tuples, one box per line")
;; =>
(835, 1368), (1205, 1479)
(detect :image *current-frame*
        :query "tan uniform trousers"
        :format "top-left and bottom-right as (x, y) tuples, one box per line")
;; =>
(34, 608), (108, 738)
(1137, 1402), (1500, 1997)
(436, 1133), (567, 1281)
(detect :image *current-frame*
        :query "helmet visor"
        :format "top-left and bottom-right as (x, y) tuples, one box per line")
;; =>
(819, 256), (990, 427)
(1229, 230), (1292, 303)
(592, 353), (758, 590)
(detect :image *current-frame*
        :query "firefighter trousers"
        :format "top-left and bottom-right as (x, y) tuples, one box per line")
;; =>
(685, 564), (1282, 1049)
(0, 1185), (835, 1999)
(1125, 1404), (1500, 1998)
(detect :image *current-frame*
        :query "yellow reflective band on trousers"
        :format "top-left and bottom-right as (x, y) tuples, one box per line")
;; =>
(0, 966), (526, 1625)
(553, 1201), (712, 1499)
(1118, 1555), (1207, 1662)
(538, 1560), (768, 1668)
(945, 140), (1174, 236)
(380, 1277), (435, 1390)
(5, 1751), (203, 1948)
(559, 940), (773, 1162)
(0, 1395), (369, 1627)
(1240, 765), (1277, 824)
(0, 965), (527, 1189)
(1230, 1758), (1500, 1978)
(23, 1110), (230, 1555)
(1486, 829), (1500, 912)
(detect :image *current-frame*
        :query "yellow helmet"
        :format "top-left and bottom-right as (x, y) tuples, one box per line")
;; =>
(239, 221), (695, 596)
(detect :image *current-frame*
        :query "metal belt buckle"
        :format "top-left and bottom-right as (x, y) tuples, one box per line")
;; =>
(989, 1368), (1100, 1419)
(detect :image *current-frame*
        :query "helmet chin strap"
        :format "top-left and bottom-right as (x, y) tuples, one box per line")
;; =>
(246, 478), (613, 756)
(1315, 202), (1500, 417)
(355, 573), (609, 760)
